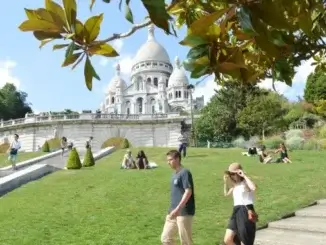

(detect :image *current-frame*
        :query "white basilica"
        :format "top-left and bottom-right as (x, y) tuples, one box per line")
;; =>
(100, 24), (204, 115)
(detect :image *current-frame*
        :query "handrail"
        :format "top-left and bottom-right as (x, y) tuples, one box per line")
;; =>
(0, 113), (188, 128)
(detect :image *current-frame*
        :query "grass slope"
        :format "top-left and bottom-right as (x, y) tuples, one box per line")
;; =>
(0, 148), (325, 245)
(0, 152), (46, 168)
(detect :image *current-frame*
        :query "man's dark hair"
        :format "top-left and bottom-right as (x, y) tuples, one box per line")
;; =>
(14, 134), (19, 138)
(166, 150), (181, 161)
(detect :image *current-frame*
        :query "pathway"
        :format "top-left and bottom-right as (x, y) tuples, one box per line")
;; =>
(255, 199), (326, 244)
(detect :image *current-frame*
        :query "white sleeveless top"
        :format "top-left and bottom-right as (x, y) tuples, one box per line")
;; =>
(232, 181), (254, 206)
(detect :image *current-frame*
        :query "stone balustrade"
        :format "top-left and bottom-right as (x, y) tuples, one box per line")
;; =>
(0, 112), (184, 128)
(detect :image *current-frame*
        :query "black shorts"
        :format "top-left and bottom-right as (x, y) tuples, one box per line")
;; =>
(227, 205), (256, 245)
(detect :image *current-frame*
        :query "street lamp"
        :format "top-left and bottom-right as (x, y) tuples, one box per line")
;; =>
(187, 84), (196, 147)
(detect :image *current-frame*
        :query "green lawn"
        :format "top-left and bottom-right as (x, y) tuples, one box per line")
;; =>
(0, 148), (325, 245)
(0, 152), (46, 167)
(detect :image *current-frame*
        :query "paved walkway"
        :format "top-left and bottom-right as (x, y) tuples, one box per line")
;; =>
(255, 199), (326, 244)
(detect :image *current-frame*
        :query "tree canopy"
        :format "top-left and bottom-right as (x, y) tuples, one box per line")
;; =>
(0, 83), (33, 120)
(18, 0), (326, 90)
(304, 69), (326, 103)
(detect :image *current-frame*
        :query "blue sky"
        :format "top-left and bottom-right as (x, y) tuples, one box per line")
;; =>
(0, 0), (314, 113)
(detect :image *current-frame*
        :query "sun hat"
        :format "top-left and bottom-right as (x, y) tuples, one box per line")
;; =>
(225, 162), (242, 174)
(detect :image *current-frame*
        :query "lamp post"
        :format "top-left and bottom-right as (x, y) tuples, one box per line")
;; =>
(187, 84), (196, 147)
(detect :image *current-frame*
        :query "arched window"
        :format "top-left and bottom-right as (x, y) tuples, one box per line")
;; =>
(125, 101), (131, 114)
(175, 91), (178, 98)
(147, 77), (151, 84)
(166, 79), (168, 88)
(111, 97), (115, 104)
(136, 98), (143, 114)
(127, 108), (130, 114)
(150, 98), (156, 114)
(154, 77), (158, 86)
(178, 91), (181, 98)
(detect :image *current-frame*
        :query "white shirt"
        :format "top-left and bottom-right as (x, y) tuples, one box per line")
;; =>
(11, 140), (21, 150)
(232, 181), (254, 206)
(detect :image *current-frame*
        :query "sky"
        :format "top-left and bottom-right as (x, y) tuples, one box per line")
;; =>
(0, 0), (316, 114)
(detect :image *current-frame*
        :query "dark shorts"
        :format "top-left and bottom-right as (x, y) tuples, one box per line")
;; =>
(227, 205), (256, 245)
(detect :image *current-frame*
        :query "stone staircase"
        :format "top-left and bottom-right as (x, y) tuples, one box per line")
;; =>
(255, 199), (326, 244)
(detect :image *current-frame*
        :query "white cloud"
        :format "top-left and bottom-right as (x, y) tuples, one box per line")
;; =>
(258, 58), (315, 99)
(99, 39), (124, 67)
(0, 60), (21, 88)
(114, 55), (133, 77)
(193, 77), (220, 104)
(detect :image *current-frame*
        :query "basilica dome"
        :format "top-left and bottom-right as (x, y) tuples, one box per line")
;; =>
(168, 56), (189, 87)
(106, 64), (127, 93)
(133, 24), (171, 65)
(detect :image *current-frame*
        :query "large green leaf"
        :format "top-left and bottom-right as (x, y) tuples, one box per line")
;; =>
(190, 65), (210, 78)
(125, 1), (134, 24)
(237, 6), (257, 36)
(84, 14), (104, 43)
(33, 31), (62, 40)
(65, 42), (76, 58)
(187, 45), (209, 60)
(19, 19), (63, 33)
(53, 44), (69, 50)
(45, 0), (68, 29)
(179, 34), (209, 47)
(141, 0), (172, 34)
(84, 56), (100, 91)
(88, 43), (119, 57)
(62, 52), (82, 67)
(63, 0), (77, 31)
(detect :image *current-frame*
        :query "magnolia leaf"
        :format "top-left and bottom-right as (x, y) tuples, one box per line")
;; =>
(269, 30), (287, 47)
(24, 9), (38, 20)
(45, 0), (67, 29)
(19, 19), (63, 33)
(190, 65), (210, 78)
(141, 0), (172, 34)
(84, 14), (104, 43)
(90, 0), (96, 10)
(72, 53), (85, 69)
(63, 0), (77, 31)
(237, 7), (257, 36)
(190, 8), (229, 35)
(39, 39), (54, 49)
(62, 52), (82, 67)
(64, 33), (75, 39)
(84, 56), (100, 91)
(88, 43), (119, 57)
(53, 44), (69, 50)
(125, 2), (134, 23)
(187, 45), (209, 60)
(255, 34), (281, 58)
(75, 19), (84, 42)
(298, 13), (313, 36)
(65, 42), (76, 58)
(35, 8), (65, 31)
(217, 62), (247, 71)
(33, 31), (62, 40)
(179, 34), (209, 47)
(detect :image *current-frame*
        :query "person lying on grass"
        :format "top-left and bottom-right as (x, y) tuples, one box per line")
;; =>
(275, 143), (292, 163)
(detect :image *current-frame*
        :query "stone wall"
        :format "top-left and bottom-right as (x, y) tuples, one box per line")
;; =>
(0, 119), (183, 152)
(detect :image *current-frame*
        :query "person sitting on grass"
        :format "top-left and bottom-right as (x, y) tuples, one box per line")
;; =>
(242, 147), (258, 156)
(275, 143), (292, 163)
(135, 150), (149, 169)
(121, 149), (136, 169)
(258, 145), (273, 164)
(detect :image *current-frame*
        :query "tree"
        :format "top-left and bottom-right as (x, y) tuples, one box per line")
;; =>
(304, 70), (326, 103)
(0, 83), (33, 120)
(42, 141), (50, 152)
(66, 147), (82, 169)
(83, 147), (95, 167)
(237, 92), (288, 139)
(18, 0), (326, 91)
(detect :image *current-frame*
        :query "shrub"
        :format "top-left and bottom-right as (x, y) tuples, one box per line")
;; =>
(286, 136), (304, 150)
(232, 136), (246, 148)
(248, 136), (260, 146)
(42, 141), (50, 152)
(285, 129), (303, 139)
(66, 148), (82, 169)
(0, 143), (10, 153)
(318, 139), (326, 150)
(317, 124), (326, 138)
(101, 137), (131, 149)
(83, 148), (95, 167)
(47, 138), (61, 151)
(263, 136), (283, 149)
(120, 138), (130, 149)
(302, 138), (320, 150)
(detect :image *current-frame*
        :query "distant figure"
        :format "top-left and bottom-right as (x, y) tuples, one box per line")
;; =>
(86, 136), (93, 149)
(275, 143), (292, 163)
(242, 147), (257, 157)
(61, 137), (67, 156)
(121, 149), (135, 169)
(135, 150), (149, 169)
(67, 141), (73, 151)
(178, 132), (188, 158)
(7, 134), (21, 170)
(258, 145), (272, 164)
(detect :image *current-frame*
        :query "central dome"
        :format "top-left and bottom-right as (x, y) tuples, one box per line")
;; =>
(133, 25), (170, 65)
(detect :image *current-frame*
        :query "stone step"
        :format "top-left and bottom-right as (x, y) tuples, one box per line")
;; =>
(268, 216), (326, 233)
(255, 228), (326, 245)
(295, 204), (326, 218)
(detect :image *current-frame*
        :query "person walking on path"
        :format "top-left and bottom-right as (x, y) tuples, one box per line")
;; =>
(161, 150), (195, 245)
(60, 137), (67, 157)
(223, 163), (257, 245)
(178, 132), (188, 158)
(7, 134), (21, 170)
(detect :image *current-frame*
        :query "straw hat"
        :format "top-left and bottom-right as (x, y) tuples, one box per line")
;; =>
(225, 162), (242, 174)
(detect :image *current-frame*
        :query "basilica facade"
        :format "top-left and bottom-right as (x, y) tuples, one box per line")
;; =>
(100, 24), (204, 115)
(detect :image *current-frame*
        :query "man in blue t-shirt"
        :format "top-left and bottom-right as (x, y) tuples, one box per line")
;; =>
(161, 150), (195, 245)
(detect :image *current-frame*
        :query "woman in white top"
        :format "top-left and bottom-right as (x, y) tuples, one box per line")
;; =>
(223, 162), (257, 245)
(7, 134), (21, 170)
(121, 149), (135, 169)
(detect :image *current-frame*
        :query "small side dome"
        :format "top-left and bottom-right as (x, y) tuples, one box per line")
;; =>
(106, 63), (127, 93)
(168, 56), (189, 87)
